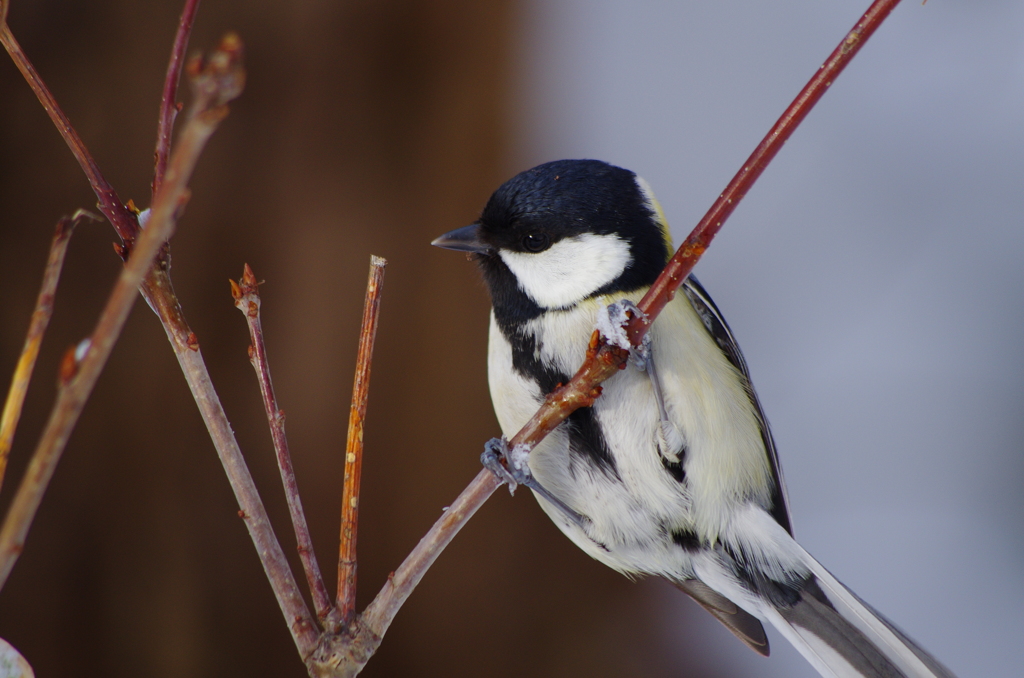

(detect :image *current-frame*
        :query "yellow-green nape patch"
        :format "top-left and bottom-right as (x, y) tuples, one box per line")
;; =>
(634, 175), (675, 260)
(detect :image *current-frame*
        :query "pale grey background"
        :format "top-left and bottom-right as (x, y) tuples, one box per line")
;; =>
(513, 1), (1024, 676)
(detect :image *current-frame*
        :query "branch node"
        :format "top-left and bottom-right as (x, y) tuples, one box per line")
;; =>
(57, 347), (77, 385)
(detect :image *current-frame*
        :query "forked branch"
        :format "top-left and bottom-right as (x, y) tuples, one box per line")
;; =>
(3, 2), (321, 660)
(0, 4), (138, 246)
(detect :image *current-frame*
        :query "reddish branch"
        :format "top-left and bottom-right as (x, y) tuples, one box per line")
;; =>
(0, 211), (96, 492)
(630, 0), (903, 340)
(337, 256), (387, 625)
(0, 9), (139, 246)
(3, 2), (321, 661)
(138, 38), (320, 659)
(153, 0), (202, 198)
(231, 264), (333, 622)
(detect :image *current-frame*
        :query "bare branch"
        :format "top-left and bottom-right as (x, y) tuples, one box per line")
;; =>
(0, 210), (97, 492)
(150, 282), (320, 657)
(359, 469), (498, 642)
(337, 256), (387, 625)
(153, 0), (202, 199)
(231, 264), (332, 623)
(0, 31), (245, 594)
(0, 16), (138, 246)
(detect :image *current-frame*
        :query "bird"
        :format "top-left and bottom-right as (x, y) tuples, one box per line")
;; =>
(431, 159), (956, 678)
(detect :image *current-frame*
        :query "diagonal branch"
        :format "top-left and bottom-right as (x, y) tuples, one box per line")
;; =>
(629, 0), (903, 340)
(0, 11), (138, 246)
(150, 272), (320, 658)
(0, 210), (97, 492)
(135, 37), (320, 658)
(231, 263), (332, 622)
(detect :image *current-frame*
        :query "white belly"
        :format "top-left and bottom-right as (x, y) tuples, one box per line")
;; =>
(486, 292), (774, 578)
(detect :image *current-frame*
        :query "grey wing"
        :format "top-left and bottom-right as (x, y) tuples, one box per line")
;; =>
(681, 275), (793, 534)
(673, 579), (770, 656)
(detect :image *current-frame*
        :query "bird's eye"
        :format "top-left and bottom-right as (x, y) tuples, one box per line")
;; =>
(521, 233), (550, 252)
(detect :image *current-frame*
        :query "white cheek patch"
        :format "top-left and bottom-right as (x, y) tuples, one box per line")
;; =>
(499, 233), (631, 309)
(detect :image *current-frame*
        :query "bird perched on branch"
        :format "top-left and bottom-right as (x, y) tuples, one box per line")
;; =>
(432, 159), (955, 678)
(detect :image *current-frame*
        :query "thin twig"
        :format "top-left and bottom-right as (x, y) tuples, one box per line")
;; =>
(0, 210), (96, 492)
(153, 0), (202, 199)
(0, 32), (245, 593)
(357, 335), (616, 646)
(337, 256), (387, 626)
(347, 0), (905, 664)
(0, 18), (138, 246)
(231, 263), (332, 622)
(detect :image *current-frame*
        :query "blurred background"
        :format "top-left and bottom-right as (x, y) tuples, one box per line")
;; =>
(1, 0), (1021, 676)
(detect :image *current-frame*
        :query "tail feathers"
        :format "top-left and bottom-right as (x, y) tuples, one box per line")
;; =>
(674, 579), (770, 656)
(763, 563), (957, 678)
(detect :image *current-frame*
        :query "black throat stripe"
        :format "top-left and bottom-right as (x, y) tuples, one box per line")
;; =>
(499, 320), (619, 477)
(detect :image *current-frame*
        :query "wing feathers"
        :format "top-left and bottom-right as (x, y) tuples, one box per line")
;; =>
(674, 579), (770, 656)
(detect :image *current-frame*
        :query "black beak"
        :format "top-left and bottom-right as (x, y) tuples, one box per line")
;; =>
(431, 223), (490, 253)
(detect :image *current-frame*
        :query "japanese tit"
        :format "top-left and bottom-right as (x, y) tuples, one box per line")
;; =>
(433, 159), (955, 678)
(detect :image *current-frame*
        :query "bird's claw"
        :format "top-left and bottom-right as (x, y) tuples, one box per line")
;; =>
(599, 300), (685, 461)
(481, 437), (590, 528)
(482, 437), (533, 495)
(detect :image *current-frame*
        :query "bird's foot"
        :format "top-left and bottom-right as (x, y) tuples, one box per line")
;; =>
(481, 437), (533, 494)
(599, 301), (685, 462)
(481, 437), (589, 528)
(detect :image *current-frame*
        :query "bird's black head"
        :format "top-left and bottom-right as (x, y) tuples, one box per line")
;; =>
(433, 159), (673, 322)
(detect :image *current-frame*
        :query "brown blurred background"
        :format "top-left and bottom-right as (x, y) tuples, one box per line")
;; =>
(0, 1), (729, 676)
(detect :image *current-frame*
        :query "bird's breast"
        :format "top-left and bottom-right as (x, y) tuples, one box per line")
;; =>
(486, 291), (775, 567)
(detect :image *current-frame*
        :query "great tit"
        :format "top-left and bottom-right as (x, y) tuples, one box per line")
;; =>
(433, 159), (955, 678)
